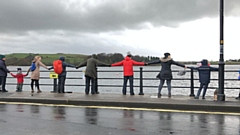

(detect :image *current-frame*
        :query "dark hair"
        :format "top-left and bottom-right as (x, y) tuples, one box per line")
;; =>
(164, 52), (171, 59)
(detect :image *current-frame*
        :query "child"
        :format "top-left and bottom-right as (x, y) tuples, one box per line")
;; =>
(10, 68), (29, 92)
(190, 59), (218, 99)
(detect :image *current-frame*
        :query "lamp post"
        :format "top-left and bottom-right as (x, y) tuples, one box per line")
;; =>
(218, 0), (225, 101)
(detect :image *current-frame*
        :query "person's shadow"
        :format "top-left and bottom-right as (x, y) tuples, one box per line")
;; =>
(85, 108), (98, 125)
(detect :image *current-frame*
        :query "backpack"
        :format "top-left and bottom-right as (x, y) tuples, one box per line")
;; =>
(30, 62), (36, 71)
(53, 60), (63, 74)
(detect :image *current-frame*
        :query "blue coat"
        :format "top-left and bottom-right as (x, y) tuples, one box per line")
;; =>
(190, 60), (218, 84)
(0, 60), (10, 76)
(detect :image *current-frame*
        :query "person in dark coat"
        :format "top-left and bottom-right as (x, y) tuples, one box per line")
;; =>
(0, 55), (11, 92)
(49, 56), (76, 93)
(76, 54), (110, 95)
(147, 52), (186, 98)
(190, 59), (218, 99)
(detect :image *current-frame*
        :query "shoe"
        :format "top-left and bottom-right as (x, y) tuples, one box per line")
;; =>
(2, 90), (8, 92)
(202, 97), (205, 99)
(123, 93), (126, 95)
(195, 97), (199, 99)
(31, 90), (34, 93)
(37, 90), (42, 93)
(130, 93), (135, 96)
(168, 94), (171, 98)
(158, 94), (162, 98)
(96, 92), (100, 94)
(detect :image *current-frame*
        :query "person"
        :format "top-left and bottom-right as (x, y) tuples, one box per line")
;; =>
(10, 68), (29, 92)
(29, 56), (49, 93)
(76, 54), (110, 95)
(0, 55), (10, 92)
(147, 52), (187, 98)
(49, 56), (76, 93)
(189, 59), (218, 99)
(111, 52), (145, 95)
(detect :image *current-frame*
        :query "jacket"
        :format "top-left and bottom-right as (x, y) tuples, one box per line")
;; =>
(30, 60), (48, 80)
(0, 59), (10, 77)
(111, 56), (145, 76)
(77, 56), (110, 79)
(190, 60), (218, 84)
(148, 57), (185, 80)
(10, 73), (28, 83)
(56, 56), (75, 77)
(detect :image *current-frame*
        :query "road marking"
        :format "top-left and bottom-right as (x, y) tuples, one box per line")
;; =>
(0, 101), (239, 116)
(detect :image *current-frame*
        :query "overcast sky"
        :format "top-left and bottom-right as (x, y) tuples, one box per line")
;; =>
(0, 0), (240, 61)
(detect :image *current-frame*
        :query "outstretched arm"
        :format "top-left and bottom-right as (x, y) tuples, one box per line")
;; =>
(63, 62), (75, 68)
(172, 60), (186, 68)
(10, 73), (17, 77)
(111, 61), (124, 67)
(132, 60), (145, 66)
(147, 60), (161, 65)
(210, 67), (219, 71)
(76, 61), (87, 68)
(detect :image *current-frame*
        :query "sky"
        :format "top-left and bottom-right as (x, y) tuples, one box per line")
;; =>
(0, 0), (240, 61)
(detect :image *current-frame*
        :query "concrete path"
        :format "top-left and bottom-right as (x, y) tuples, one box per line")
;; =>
(0, 92), (239, 113)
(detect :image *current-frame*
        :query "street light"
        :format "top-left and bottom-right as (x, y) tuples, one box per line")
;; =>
(218, 0), (225, 101)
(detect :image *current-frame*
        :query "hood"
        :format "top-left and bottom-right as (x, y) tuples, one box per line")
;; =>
(201, 59), (208, 66)
(125, 56), (131, 61)
(92, 54), (98, 59)
(59, 56), (65, 61)
(160, 56), (172, 62)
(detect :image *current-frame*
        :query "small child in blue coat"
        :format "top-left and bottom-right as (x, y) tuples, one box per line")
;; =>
(190, 59), (218, 99)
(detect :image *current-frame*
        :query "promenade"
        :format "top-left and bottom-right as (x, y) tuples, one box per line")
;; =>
(0, 92), (239, 113)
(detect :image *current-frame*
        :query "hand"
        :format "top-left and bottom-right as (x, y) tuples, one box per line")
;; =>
(184, 66), (188, 69)
(48, 68), (51, 70)
(75, 66), (79, 69)
(144, 63), (148, 66)
(108, 64), (111, 67)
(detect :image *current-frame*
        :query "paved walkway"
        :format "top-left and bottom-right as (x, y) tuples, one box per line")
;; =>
(0, 92), (239, 113)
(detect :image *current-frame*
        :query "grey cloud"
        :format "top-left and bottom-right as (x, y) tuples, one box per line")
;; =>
(0, 0), (239, 33)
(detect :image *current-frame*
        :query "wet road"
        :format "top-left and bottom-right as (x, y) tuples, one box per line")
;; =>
(0, 104), (239, 135)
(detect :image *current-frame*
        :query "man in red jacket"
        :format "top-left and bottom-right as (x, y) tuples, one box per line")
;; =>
(111, 52), (146, 95)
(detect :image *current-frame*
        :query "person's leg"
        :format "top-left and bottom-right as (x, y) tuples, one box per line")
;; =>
(91, 77), (95, 94)
(166, 80), (172, 97)
(94, 78), (99, 94)
(19, 83), (23, 92)
(129, 76), (134, 95)
(57, 77), (61, 93)
(1, 76), (7, 92)
(0, 76), (2, 91)
(85, 76), (90, 94)
(202, 83), (209, 99)
(35, 80), (41, 93)
(16, 83), (20, 92)
(31, 79), (35, 93)
(61, 76), (66, 93)
(122, 76), (128, 95)
(195, 83), (204, 99)
(158, 79), (165, 97)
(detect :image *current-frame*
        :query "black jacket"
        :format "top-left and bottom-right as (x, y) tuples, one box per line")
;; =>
(0, 60), (10, 77)
(190, 60), (218, 84)
(148, 57), (185, 80)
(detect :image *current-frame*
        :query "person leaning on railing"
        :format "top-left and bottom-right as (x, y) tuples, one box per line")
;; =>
(146, 52), (187, 98)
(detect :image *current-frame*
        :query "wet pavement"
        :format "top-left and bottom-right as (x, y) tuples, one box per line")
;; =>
(0, 104), (239, 135)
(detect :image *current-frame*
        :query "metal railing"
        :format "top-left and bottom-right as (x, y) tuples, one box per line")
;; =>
(6, 67), (240, 97)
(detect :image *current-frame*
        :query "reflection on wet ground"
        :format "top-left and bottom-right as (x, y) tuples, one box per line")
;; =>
(0, 103), (239, 135)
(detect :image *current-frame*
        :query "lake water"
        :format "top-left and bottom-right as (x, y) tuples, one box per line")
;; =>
(5, 65), (240, 97)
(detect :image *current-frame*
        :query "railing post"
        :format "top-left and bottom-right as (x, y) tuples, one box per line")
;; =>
(53, 78), (58, 93)
(189, 68), (195, 97)
(139, 67), (144, 95)
(95, 68), (98, 93)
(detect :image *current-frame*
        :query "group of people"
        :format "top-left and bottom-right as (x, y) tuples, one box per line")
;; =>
(0, 52), (218, 100)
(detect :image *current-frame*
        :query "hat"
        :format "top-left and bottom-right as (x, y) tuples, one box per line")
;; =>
(127, 51), (132, 56)
(164, 52), (170, 58)
(0, 55), (5, 59)
(17, 68), (22, 71)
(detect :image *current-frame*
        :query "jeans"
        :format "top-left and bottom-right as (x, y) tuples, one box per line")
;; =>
(85, 75), (96, 94)
(158, 79), (171, 95)
(0, 76), (7, 91)
(16, 83), (23, 92)
(58, 76), (66, 93)
(196, 83), (209, 98)
(122, 76), (134, 95)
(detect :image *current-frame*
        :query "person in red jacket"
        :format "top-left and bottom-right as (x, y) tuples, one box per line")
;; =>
(10, 68), (29, 92)
(111, 52), (146, 95)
